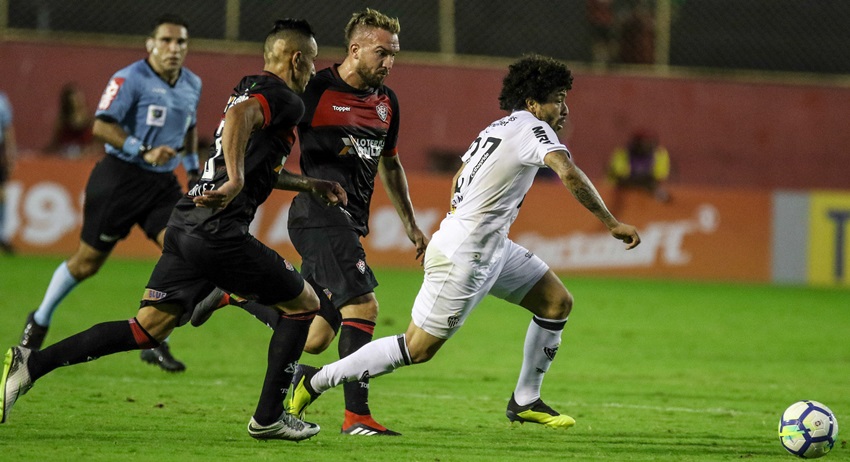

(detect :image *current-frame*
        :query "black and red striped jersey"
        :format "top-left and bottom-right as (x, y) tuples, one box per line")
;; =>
(288, 65), (400, 236)
(170, 71), (304, 239)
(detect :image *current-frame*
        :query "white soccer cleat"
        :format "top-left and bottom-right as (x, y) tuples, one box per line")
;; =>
(247, 413), (320, 441)
(1, 346), (34, 423)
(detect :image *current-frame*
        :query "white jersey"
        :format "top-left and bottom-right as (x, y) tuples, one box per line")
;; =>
(430, 110), (569, 267)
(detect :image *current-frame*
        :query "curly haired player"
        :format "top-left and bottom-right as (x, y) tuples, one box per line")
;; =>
(286, 54), (641, 430)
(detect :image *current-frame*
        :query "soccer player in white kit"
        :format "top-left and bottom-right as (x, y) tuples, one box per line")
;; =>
(288, 54), (641, 430)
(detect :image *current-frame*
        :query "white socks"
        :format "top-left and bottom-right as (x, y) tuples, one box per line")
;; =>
(513, 316), (566, 406)
(312, 334), (411, 393)
(33, 261), (79, 326)
(307, 319), (565, 406)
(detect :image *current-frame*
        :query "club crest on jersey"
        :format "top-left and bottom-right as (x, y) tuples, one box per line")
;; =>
(447, 312), (461, 328)
(323, 288), (333, 300)
(284, 260), (295, 271)
(356, 259), (367, 274)
(375, 102), (389, 122)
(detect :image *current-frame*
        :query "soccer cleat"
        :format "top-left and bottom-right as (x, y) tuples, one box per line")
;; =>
(140, 341), (186, 372)
(341, 410), (401, 436)
(190, 288), (231, 327)
(247, 413), (320, 441)
(1, 347), (34, 423)
(286, 364), (322, 419)
(506, 393), (576, 429)
(20, 311), (49, 350)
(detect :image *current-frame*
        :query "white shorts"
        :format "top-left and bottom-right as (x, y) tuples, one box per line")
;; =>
(411, 239), (550, 339)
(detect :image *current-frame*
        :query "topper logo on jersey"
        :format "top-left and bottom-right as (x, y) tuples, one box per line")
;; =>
(339, 135), (385, 159)
(376, 103), (389, 122)
(532, 126), (553, 145)
(333, 105), (351, 112)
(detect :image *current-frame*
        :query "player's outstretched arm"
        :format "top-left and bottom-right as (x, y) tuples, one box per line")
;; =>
(544, 150), (640, 249)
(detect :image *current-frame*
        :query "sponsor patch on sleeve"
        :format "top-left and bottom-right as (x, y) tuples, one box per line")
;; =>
(143, 288), (167, 302)
(97, 77), (125, 111)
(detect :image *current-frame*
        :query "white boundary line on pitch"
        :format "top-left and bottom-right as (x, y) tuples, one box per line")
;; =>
(388, 391), (759, 416)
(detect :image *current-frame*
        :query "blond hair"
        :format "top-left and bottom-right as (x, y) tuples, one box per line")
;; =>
(344, 8), (400, 45)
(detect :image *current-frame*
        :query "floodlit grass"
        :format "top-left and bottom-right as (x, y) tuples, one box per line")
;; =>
(1, 256), (848, 461)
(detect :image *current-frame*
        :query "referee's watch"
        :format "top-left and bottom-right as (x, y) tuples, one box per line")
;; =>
(123, 136), (152, 163)
(140, 145), (158, 166)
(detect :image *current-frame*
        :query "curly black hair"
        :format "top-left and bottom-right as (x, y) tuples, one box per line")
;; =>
(498, 54), (573, 112)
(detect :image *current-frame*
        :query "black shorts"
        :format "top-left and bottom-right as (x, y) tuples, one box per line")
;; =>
(81, 155), (182, 252)
(289, 226), (378, 311)
(141, 227), (305, 326)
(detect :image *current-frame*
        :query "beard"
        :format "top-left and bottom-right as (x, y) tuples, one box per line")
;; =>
(357, 67), (388, 88)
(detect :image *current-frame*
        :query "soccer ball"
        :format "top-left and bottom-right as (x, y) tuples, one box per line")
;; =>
(778, 400), (839, 458)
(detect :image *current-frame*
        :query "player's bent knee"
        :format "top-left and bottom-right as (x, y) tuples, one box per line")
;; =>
(303, 332), (333, 355)
(538, 291), (573, 320)
(136, 305), (180, 341)
(408, 349), (436, 364)
(67, 258), (104, 280)
(405, 333), (445, 365)
(277, 284), (322, 314)
(557, 291), (574, 317)
(340, 297), (379, 322)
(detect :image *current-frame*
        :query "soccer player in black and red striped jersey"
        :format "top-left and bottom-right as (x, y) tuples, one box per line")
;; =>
(2, 19), (347, 441)
(192, 8), (428, 436)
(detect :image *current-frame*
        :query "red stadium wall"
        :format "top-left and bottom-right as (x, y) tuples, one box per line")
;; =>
(1, 40), (849, 190)
(6, 157), (772, 282)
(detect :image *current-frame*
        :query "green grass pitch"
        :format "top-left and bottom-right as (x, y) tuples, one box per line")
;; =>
(1, 256), (848, 461)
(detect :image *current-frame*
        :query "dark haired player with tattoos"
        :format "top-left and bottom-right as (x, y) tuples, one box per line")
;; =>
(3, 18), (345, 441)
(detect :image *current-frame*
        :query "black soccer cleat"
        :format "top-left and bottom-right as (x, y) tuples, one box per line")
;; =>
(20, 311), (49, 350)
(190, 288), (230, 327)
(506, 393), (575, 428)
(140, 341), (186, 372)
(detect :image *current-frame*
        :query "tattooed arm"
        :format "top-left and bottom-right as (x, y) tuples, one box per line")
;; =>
(544, 149), (641, 249)
(275, 168), (347, 206)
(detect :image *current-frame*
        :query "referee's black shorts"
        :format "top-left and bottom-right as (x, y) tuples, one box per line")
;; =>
(81, 155), (182, 251)
(140, 227), (305, 326)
